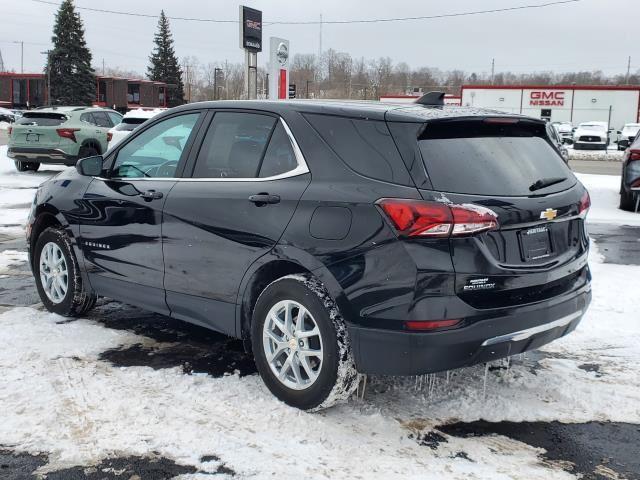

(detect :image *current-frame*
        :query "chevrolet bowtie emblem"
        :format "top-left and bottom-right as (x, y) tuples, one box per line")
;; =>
(540, 208), (558, 221)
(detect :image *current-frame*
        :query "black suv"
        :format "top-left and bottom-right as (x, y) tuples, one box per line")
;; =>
(27, 100), (592, 410)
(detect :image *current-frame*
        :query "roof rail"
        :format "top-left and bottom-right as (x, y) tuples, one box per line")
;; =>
(415, 91), (445, 106)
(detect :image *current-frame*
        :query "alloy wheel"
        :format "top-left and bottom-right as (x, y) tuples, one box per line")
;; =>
(262, 299), (323, 390)
(39, 242), (68, 304)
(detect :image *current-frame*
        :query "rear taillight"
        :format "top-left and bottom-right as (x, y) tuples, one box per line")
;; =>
(56, 128), (80, 143)
(7, 126), (12, 136)
(107, 132), (113, 142)
(578, 191), (591, 218)
(629, 149), (640, 161)
(377, 199), (499, 238)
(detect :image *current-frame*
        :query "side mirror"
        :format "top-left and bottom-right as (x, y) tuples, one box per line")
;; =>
(76, 155), (104, 176)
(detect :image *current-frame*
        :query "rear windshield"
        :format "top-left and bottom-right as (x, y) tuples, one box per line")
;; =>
(115, 118), (148, 131)
(17, 112), (67, 127)
(418, 121), (574, 196)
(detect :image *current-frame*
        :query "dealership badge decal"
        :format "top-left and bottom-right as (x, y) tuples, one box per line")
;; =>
(540, 208), (558, 221)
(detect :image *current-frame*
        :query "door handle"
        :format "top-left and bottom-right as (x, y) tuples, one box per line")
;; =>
(248, 193), (280, 205)
(140, 189), (163, 201)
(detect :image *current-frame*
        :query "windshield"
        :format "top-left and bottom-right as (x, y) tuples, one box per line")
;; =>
(418, 121), (575, 196)
(579, 124), (606, 131)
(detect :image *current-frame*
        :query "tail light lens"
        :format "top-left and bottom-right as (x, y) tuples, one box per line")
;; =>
(629, 149), (640, 161)
(56, 128), (80, 143)
(405, 319), (461, 331)
(377, 199), (499, 238)
(7, 126), (12, 136)
(107, 132), (113, 142)
(578, 191), (591, 218)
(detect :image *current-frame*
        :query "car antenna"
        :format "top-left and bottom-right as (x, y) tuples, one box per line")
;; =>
(415, 91), (445, 106)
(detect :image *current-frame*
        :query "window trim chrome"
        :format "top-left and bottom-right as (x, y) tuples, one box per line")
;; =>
(100, 117), (309, 183)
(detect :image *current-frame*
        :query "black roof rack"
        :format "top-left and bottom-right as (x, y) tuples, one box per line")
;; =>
(415, 91), (445, 106)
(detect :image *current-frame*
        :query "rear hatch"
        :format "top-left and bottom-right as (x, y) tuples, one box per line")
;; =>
(10, 111), (69, 148)
(414, 117), (589, 309)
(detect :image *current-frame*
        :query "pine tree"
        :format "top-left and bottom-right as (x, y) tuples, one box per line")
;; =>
(148, 11), (185, 107)
(48, 0), (95, 105)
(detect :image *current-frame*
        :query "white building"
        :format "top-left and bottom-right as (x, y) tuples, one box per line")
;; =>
(461, 84), (640, 129)
(379, 94), (462, 105)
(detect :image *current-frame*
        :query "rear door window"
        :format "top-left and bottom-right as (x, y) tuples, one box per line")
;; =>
(92, 111), (112, 128)
(192, 112), (276, 178)
(418, 121), (575, 196)
(80, 112), (97, 126)
(258, 123), (297, 178)
(304, 114), (412, 185)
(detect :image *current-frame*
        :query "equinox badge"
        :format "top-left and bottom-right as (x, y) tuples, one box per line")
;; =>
(540, 208), (558, 221)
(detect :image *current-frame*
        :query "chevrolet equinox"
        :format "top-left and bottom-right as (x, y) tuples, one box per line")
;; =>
(27, 98), (592, 410)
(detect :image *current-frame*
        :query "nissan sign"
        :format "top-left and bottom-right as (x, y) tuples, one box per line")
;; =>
(529, 91), (565, 107)
(239, 6), (262, 52)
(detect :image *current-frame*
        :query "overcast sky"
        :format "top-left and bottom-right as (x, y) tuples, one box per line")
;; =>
(0, 0), (638, 77)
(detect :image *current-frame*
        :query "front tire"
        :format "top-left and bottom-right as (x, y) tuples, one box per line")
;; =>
(28, 162), (40, 171)
(34, 227), (97, 316)
(251, 274), (358, 411)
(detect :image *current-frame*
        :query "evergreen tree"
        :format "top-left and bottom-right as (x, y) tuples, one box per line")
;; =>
(48, 0), (95, 105)
(148, 11), (185, 106)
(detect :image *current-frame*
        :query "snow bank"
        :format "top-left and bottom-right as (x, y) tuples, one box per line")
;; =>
(0, 121), (9, 131)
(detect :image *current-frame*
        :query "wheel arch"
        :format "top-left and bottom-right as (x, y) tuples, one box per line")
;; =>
(236, 250), (350, 350)
(80, 138), (102, 155)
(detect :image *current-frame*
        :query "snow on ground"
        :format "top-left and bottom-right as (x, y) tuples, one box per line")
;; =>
(567, 144), (624, 163)
(576, 173), (640, 226)
(0, 144), (67, 237)
(0, 242), (637, 479)
(0, 121), (10, 131)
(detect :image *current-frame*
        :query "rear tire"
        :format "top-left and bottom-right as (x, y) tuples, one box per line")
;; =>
(33, 227), (97, 317)
(251, 274), (358, 411)
(78, 145), (99, 161)
(28, 162), (40, 171)
(14, 160), (29, 172)
(619, 188), (637, 211)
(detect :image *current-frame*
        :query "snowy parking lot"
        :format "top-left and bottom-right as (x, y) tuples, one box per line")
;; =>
(1, 145), (639, 479)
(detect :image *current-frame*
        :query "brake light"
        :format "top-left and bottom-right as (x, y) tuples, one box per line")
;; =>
(629, 149), (640, 161)
(405, 319), (461, 331)
(483, 117), (520, 124)
(56, 128), (80, 142)
(107, 132), (113, 142)
(7, 126), (12, 136)
(377, 199), (499, 238)
(578, 191), (591, 218)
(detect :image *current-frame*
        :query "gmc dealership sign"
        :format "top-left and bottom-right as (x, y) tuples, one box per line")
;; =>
(530, 91), (565, 107)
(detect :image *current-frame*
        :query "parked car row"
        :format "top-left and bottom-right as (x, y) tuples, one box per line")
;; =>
(6, 106), (162, 172)
(551, 121), (640, 151)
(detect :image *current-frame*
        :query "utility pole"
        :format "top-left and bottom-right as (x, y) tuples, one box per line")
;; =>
(0, 49), (5, 72)
(13, 41), (23, 73)
(41, 50), (51, 106)
(318, 14), (323, 60)
(490, 58), (495, 85)
(102, 58), (105, 76)
(625, 56), (631, 84)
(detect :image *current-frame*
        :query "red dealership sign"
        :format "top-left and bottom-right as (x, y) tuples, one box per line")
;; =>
(530, 91), (565, 106)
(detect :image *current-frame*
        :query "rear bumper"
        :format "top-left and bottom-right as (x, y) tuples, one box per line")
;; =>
(348, 286), (591, 375)
(7, 147), (77, 164)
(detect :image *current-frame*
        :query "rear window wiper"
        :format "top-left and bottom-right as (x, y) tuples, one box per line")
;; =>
(529, 176), (567, 192)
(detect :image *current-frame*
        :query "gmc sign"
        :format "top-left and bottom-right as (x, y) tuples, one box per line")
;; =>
(530, 91), (565, 107)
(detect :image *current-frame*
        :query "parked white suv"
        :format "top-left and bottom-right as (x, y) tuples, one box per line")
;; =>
(616, 123), (640, 151)
(573, 122), (610, 150)
(551, 121), (573, 144)
(107, 108), (165, 149)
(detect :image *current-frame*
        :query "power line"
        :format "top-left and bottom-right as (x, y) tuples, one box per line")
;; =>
(30, 0), (583, 25)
